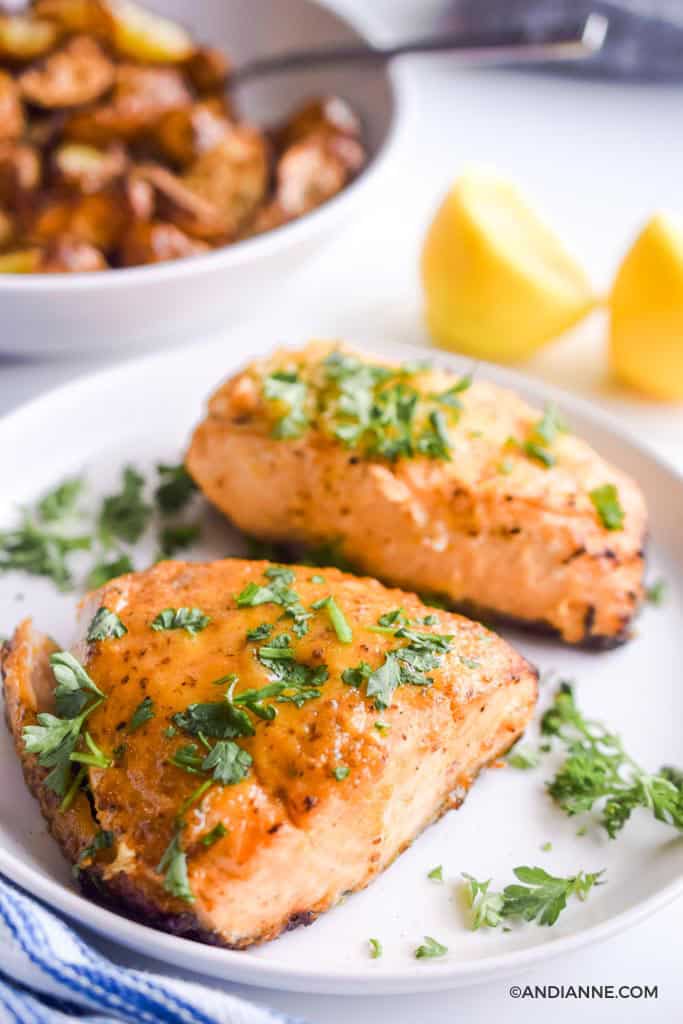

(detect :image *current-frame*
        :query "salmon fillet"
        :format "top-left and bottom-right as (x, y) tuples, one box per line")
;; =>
(1, 558), (536, 947)
(187, 342), (647, 646)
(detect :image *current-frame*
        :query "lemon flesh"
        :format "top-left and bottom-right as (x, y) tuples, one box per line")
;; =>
(421, 170), (594, 363)
(609, 214), (683, 401)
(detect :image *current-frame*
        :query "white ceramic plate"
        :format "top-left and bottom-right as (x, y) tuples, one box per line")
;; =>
(0, 328), (681, 995)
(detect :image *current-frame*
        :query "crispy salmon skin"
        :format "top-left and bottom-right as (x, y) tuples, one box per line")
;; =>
(187, 342), (647, 646)
(2, 558), (536, 947)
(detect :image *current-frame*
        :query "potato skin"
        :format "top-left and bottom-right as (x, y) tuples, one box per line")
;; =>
(2, 559), (536, 948)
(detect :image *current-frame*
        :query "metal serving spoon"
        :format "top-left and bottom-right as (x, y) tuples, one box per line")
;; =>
(231, 12), (608, 85)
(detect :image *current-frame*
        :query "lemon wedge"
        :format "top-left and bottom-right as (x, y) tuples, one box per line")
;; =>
(106, 0), (195, 63)
(609, 214), (683, 400)
(421, 168), (594, 363)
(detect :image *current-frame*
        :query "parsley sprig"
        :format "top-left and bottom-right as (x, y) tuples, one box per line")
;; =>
(542, 683), (683, 838)
(463, 866), (604, 929)
(236, 566), (311, 637)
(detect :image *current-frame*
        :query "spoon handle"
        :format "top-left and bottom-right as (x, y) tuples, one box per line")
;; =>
(233, 13), (607, 84)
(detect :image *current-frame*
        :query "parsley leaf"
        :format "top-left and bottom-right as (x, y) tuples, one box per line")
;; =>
(257, 634), (328, 705)
(246, 622), (273, 642)
(428, 865), (443, 882)
(50, 651), (105, 718)
(151, 607), (211, 636)
(155, 464), (197, 515)
(352, 625), (454, 710)
(38, 478), (83, 522)
(463, 867), (603, 928)
(158, 523), (201, 559)
(173, 699), (254, 739)
(542, 682), (683, 837)
(0, 516), (90, 590)
(156, 828), (194, 903)
(263, 370), (309, 439)
(333, 764), (350, 781)
(99, 466), (152, 545)
(645, 578), (666, 605)
(201, 740), (252, 785)
(589, 484), (624, 531)
(86, 607), (127, 642)
(201, 822), (227, 847)
(237, 566), (311, 636)
(129, 696), (155, 733)
(86, 552), (134, 589)
(415, 936), (448, 959)
(506, 744), (541, 770)
(312, 594), (353, 644)
(368, 937), (382, 959)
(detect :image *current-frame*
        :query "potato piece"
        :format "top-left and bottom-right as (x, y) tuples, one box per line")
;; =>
(183, 127), (268, 237)
(53, 142), (127, 193)
(25, 111), (66, 148)
(0, 71), (24, 140)
(131, 163), (227, 239)
(19, 35), (115, 109)
(277, 96), (361, 150)
(36, 234), (107, 272)
(0, 207), (14, 247)
(64, 64), (192, 144)
(275, 131), (364, 218)
(32, 192), (127, 251)
(156, 99), (232, 166)
(121, 171), (154, 220)
(0, 248), (41, 272)
(105, 0), (195, 64)
(120, 220), (209, 265)
(34, 0), (111, 35)
(0, 15), (59, 62)
(0, 143), (41, 205)
(185, 46), (230, 94)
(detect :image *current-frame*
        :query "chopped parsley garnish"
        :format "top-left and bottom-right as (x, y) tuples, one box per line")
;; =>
(462, 866), (604, 929)
(158, 523), (201, 559)
(374, 720), (391, 734)
(69, 730), (111, 769)
(157, 828), (194, 903)
(236, 566), (311, 636)
(415, 936), (448, 959)
(202, 740), (252, 785)
(155, 464), (197, 515)
(506, 744), (541, 770)
(523, 440), (556, 468)
(368, 937), (383, 959)
(507, 404), (568, 470)
(541, 841), (553, 852)
(589, 484), (624, 531)
(151, 607), (211, 636)
(532, 403), (567, 446)
(333, 764), (350, 781)
(311, 574), (325, 584)
(541, 682), (683, 837)
(428, 865), (443, 882)
(645, 578), (666, 605)
(346, 625), (453, 710)
(0, 515), (90, 590)
(22, 651), (105, 801)
(257, 634), (329, 706)
(86, 553), (134, 589)
(201, 822), (227, 847)
(415, 409), (452, 460)
(312, 595), (353, 644)
(86, 607), (127, 642)
(128, 696), (155, 733)
(99, 466), (152, 545)
(173, 699), (254, 739)
(50, 651), (105, 718)
(73, 829), (114, 876)
(263, 370), (309, 439)
(38, 477), (83, 522)
(246, 622), (273, 642)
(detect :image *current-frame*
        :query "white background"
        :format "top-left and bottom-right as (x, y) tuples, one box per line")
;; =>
(1, 0), (682, 1020)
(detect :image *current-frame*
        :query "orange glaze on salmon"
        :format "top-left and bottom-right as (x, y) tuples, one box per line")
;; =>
(187, 342), (647, 646)
(2, 558), (536, 947)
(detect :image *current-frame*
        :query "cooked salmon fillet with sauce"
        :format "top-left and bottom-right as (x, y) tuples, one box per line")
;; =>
(187, 343), (647, 646)
(2, 558), (536, 947)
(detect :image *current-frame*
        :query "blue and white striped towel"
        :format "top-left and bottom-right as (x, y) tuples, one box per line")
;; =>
(0, 877), (307, 1024)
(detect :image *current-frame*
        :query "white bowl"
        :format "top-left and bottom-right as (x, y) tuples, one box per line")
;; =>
(0, 0), (406, 357)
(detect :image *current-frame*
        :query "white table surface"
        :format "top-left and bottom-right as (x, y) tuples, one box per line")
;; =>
(1, 1), (681, 1020)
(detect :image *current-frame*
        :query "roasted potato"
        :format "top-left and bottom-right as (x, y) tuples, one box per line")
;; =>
(105, 0), (195, 64)
(131, 163), (228, 239)
(53, 141), (127, 193)
(37, 234), (107, 271)
(275, 132), (364, 218)
(0, 142), (41, 205)
(183, 127), (269, 236)
(277, 96), (361, 150)
(0, 248), (42, 272)
(156, 99), (232, 166)
(64, 63), (192, 143)
(19, 35), (115, 108)
(32, 192), (128, 251)
(0, 70), (24, 140)
(0, 207), (14, 247)
(120, 219), (209, 265)
(34, 0), (111, 35)
(184, 45), (230, 94)
(0, 14), (59, 62)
